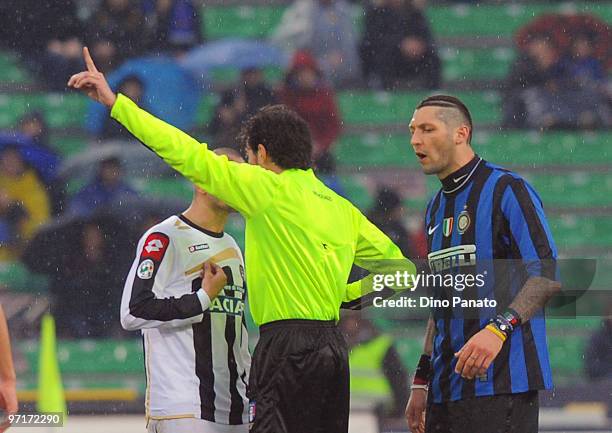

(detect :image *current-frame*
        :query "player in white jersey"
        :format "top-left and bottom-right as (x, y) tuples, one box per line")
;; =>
(121, 148), (250, 433)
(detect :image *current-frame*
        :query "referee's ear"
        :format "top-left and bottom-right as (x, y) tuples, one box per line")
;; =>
(256, 143), (269, 163)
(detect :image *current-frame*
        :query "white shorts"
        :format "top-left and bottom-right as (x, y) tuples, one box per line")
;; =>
(147, 418), (249, 433)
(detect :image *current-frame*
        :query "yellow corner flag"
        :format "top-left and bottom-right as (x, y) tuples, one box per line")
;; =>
(37, 313), (67, 417)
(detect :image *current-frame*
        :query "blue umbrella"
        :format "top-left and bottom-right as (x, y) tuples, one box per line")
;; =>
(180, 38), (288, 78)
(0, 132), (59, 183)
(85, 56), (205, 135)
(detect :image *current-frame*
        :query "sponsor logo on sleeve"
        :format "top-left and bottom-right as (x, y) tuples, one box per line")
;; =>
(141, 233), (169, 261)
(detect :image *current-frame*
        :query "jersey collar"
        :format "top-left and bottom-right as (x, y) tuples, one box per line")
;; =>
(178, 214), (224, 238)
(440, 155), (482, 194)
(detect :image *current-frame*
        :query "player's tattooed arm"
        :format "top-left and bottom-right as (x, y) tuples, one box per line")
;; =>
(423, 315), (435, 356)
(509, 276), (561, 322)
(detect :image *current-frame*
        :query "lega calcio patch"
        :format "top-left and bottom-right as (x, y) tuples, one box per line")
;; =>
(138, 259), (155, 279)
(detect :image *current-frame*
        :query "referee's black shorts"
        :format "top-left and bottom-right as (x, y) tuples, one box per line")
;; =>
(426, 390), (539, 433)
(248, 319), (349, 433)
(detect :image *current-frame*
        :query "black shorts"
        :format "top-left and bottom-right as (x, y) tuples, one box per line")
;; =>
(426, 391), (539, 433)
(248, 319), (349, 433)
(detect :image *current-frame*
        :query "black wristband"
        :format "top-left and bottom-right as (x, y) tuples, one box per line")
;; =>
(413, 353), (431, 385)
(503, 308), (522, 328)
(491, 309), (521, 339)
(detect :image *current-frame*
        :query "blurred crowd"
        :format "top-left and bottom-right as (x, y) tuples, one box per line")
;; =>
(0, 0), (609, 342)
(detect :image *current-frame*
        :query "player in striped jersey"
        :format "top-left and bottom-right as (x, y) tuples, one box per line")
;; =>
(405, 95), (561, 433)
(120, 148), (251, 433)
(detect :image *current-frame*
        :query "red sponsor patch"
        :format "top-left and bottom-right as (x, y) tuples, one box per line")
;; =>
(141, 232), (169, 262)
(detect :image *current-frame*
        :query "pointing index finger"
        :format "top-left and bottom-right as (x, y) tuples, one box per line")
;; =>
(83, 46), (99, 73)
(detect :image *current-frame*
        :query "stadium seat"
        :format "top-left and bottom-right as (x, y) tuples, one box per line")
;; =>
(196, 93), (220, 126)
(427, 3), (612, 38)
(526, 173), (612, 208)
(17, 339), (145, 401)
(203, 5), (285, 39)
(547, 334), (586, 377)
(395, 338), (426, 369)
(547, 318), (600, 331)
(550, 216), (612, 248)
(225, 214), (246, 251)
(336, 132), (612, 170)
(49, 134), (89, 157)
(0, 93), (88, 129)
(476, 131), (612, 167)
(441, 47), (515, 81)
(202, 3), (612, 42)
(340, 175), (374, 210)
(138, 178), (193, 203)
(0, 51), (33, 85)
(20, 339), (144, 375)
(0, 261), (48, 294)
(208, 66), (284, 86)
(335, 133), (417, 168)
(338, 91), (501, 126)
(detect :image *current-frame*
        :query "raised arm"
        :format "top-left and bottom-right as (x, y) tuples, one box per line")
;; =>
(68, 47), (279, 217)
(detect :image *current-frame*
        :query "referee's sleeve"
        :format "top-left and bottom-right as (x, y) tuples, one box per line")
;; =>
(111, 94), (279, 218)
(342, 211), (416, 308)
(501, 178), (558, 279)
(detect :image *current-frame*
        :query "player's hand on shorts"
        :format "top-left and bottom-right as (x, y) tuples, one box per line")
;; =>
(405, 388), (427, 433)
(67, 47), (117, 108)
(201, 261), (227, 300)
(454, 328), (503, 379)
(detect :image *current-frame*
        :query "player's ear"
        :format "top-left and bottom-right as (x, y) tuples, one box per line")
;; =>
(455, 125), (470, 145)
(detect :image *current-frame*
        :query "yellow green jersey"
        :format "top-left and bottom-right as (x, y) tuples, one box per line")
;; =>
(111, 94), (415, 325)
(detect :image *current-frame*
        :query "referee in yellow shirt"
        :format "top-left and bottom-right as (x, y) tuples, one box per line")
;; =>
(69, 47), (415, 433)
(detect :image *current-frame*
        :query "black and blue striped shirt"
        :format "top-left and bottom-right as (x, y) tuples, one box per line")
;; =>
(425, 156), (556, 403)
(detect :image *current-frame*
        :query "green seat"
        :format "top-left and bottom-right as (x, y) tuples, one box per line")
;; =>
(395, 338), (425, 370)
(0, 262), (48, 294)
(209, 66), (284, 86)
(427, 3), (612, 38)
(20, 339), (144, 375)
(476, 131), (612, 166)
(338, 91), (501, 126)
(340, 175), (374, 210)
(441, 47), (515, 81)
(49, 135), (89, 157)
(137, 178), (193, 203)
(524, 172), (612, 208)
(549, 216), (612, 249)
(225, 214), (246, 251)
(0, 51), (33, 85)
(335, 133), (416, 168)
(0, 93), (88, 129)
(547, 317), (600, 331)
(336, 132), (612, 170)
(547, 334), (586, 375)
(204, 5), (285, 39)
(196, 94), (220, 126)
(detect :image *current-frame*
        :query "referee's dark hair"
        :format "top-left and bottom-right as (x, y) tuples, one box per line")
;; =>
(417, 95), (473, 145)
(238, 104), (312, 170)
